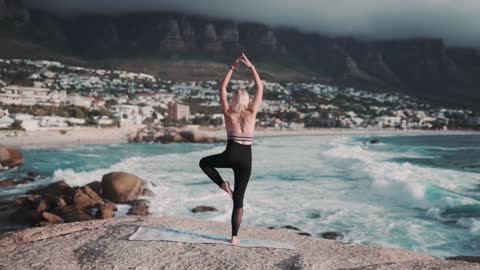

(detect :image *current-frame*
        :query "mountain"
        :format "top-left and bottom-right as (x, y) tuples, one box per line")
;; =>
(1, 0), (480, 110)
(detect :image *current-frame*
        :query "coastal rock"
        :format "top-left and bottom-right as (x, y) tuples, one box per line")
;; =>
(191, 205), (218, 213)
(297, 232), (312, 236)
(141, 188), (155, 197)
(8, 206), (40, 225)
(280, 225), (301, 231)
(370, 139), (381, 144)
(27, 180), (74, 198)
(101, 172), (144, 203)
(35, 199), (49, 213)
(73, 186), (105, 208)
(85, 181), (102, 196)
(446, 256), (480, 264)
(322, 231), (344, 240)
(127, 199), (149, 216)
(0, 216), (477, 270)
(51, 206), (94, 222)
(0, 178), (16, 187)
(95, 203), (117, 219)
(39, 211), (64, 225)
(0, 144), (23, 168)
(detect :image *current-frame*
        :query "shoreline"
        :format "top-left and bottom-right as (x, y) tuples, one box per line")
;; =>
(1, 127), (479, 150)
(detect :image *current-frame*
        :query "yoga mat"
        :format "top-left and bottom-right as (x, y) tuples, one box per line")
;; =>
(128, 226), (298, 250)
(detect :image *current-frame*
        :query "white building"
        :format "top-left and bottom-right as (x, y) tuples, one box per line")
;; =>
(0, 115), (14, 128)
(0, 86), (67, 106)
(66, 93), (92, 108)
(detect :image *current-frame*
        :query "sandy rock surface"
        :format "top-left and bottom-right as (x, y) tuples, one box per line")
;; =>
(0, 215), (478, 270)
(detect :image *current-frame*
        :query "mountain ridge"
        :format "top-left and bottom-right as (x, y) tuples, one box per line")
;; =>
(1, 0), (480, 109)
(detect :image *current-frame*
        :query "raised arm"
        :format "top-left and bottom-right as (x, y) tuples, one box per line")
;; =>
(219, 56), (242, 114)
(241, 53), (263, 114)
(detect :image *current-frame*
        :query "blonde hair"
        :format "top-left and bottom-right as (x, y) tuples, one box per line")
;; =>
(230, 88), (250, 113)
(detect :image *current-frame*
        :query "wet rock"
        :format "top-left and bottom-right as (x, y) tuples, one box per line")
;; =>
(370, 139), (381, 144)
(9, 206), (40, 225)
(95, 203), (117, 219)
(86, 181), (102, 196)
(0, 144), (23, 168)
(280, 225), (301, 231)
(39, 211), (64, 225)
(17, 177), (35, 184)
(35, 199), (49, 213)
(321, 231), (344, 240)
(141, 188), (155, 197)
(52, 206), (95, 222)
(56, 197), (67, 208)
(127, 199), (150, 216)
(101, 172), (144, 203)
(73, 186), (105, 209)
(0, 178), (16, 187)
(191, 205), (218, 213)
(27, 171), (39, 177)
(445, 256), (480, 264)
(27, 180), (74, 198)
(297, 232), (312, 236)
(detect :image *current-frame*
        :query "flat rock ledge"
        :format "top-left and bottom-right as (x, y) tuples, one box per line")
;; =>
(0, 216), (478, 270)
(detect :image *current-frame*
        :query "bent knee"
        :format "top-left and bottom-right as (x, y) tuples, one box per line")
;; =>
(199, 157), (207, 168)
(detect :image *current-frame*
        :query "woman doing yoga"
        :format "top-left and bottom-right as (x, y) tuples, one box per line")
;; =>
(199, 53), (263, 245)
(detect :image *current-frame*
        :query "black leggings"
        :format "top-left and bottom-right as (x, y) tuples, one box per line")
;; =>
(199, 139), (252, 236)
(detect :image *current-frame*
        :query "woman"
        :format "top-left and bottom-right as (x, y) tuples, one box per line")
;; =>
(199, 53), (263, 245)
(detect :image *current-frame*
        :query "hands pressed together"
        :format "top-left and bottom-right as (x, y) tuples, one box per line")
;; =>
(230, 53), (254, 70)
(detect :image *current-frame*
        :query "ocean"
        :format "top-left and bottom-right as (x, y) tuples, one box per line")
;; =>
(1, 134), (479, 258)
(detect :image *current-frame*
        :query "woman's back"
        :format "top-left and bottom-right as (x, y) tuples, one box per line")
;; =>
(224, 109), (256, 145)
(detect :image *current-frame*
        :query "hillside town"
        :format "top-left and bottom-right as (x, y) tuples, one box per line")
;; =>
(0, 58), (479, 132)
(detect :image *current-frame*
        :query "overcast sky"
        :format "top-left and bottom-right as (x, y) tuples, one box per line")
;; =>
(24, 0), (480, 48)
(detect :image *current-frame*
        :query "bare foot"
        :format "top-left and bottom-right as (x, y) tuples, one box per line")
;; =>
(230, 236), (240, 245)
(221, 181), (233, 199)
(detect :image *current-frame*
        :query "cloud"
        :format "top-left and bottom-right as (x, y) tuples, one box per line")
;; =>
(24, 0), (480, 48)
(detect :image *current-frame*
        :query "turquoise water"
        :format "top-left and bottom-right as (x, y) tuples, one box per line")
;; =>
(1, 134), (479, 258)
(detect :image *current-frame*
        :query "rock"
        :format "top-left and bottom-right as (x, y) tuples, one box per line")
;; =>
(191, 205), (218, 213)
(101, 172), (144, 203)
(1, 216), (475, 270)
(73, 186), (104, 209)
(0, 178), (16, 187)
(280, 225), (301, 231)
(141, 188), (155, 197)
(0, 144), (23, 168)
(370, 139), (381, 144)
(27, 180), (74, 198)
(40, 211), (64, 225)
(55, 197), (67, 208)
(127, 199), (149, 216)
(35, 199), (49, 213)
(322, 231), (344, 240)
(95, 203), (117, 219)
(446, 256), (480, 264)
(52, 206), (95, 223)
(297, 232), (312, 236)
(27, 171), (39, 177)
(86, 181), (102, 196)
(8, 206), (40, 225)
(17, 177), (35, 184)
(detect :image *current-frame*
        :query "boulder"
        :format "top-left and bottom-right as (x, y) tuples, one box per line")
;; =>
(52, 206), (94, 223)
(0, 144), (23, 168)
(35, 199), (49, 213)
(27, 180), (74, 198)
(39, 211), (64, 225)
(191, 205), (218, 213)
(101, 172), (144, 203)
(73, 186), (104, 208)
(297, 232), (312, 236)
(127, 199), (149, 216)
(141, 187), (155, 197)
(86, 181), (102, 196)
(322, 231), (344, 240)
(0, 178), (16, 187)
(280, 225), (301, 231)
(370, 139), (381, 144)
(9, 206), (40, 225)
(95, 203), (117, 219)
